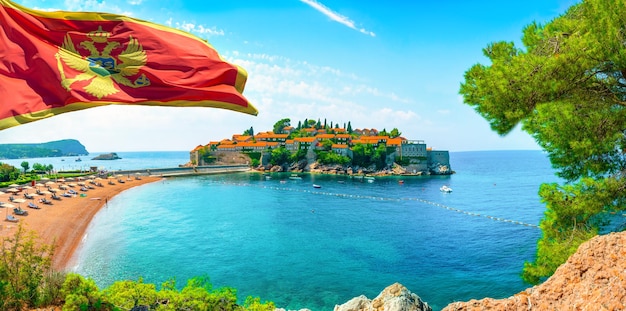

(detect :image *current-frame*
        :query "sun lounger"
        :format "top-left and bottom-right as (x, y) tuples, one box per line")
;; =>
(28, 202), (40, 209)
(13, 208), (27, 216)
(5, 215), (18, 223)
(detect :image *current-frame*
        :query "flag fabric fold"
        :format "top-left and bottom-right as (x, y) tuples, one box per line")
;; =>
(0, 0), (257, 130)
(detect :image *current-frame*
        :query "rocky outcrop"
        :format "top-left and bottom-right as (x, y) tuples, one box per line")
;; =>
(91, 152), (121, 160)
(328, 232), (626, 311)
(334, 283), (431, 311)
(442, 231), (626, 310)
(429, 163), (452, 175)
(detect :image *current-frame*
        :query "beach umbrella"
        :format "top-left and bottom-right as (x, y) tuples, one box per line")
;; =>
(8, 184), (19, 188)
(12, 198), (25, 207)
(77, 177), (85, 181)
(40, 177), (50, 181)
(40, 190), (52, 195)
(45, 181), (56, 186)
(6, 188), (19, 193)
(2, 203), (15, 209)
(68, 183), (77, 187)
(35, 183), (45, 188)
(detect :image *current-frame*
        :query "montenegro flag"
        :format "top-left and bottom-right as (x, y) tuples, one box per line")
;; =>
(0, 0), (257, 130)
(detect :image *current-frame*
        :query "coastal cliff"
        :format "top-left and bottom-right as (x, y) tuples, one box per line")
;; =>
(287, 231), (626, 311)
(441, 231), (626, 310)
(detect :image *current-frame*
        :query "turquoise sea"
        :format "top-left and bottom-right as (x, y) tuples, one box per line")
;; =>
(48, 150), (557, 311)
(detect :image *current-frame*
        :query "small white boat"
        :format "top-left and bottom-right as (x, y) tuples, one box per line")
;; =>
(289, 174), (302, 180)
(313, 184), (321, 188)
(440, 185), (453, 193)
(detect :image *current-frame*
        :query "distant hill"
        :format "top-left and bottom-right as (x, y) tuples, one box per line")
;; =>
(0, 139), (89, 159)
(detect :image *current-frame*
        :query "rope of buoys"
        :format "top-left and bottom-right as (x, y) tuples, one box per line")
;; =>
(208, 180), (540, 229)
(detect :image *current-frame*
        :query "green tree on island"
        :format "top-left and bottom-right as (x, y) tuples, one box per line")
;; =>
(273, 118), (290, 134)
(20, 161), (29, 173)
(460, 0), (626, 284)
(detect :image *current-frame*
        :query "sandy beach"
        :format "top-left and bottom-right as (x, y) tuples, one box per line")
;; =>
(0, 176), (161, 270)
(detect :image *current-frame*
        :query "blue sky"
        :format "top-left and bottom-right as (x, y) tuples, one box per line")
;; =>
(2, 0), (577, 152)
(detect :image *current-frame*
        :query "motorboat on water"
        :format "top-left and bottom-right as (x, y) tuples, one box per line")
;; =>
(440, 185), (453, 193)
(313, 184), (321, 188)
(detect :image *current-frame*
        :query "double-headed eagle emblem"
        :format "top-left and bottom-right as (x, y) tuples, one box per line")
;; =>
(55, 26), (150, 99)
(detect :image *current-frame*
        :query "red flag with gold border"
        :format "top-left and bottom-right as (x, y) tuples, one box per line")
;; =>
(0, 0), (257, 130)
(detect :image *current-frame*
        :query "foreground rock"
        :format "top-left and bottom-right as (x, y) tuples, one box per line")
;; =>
(334, 283), (431, 311)
(442, 231), (626, 310)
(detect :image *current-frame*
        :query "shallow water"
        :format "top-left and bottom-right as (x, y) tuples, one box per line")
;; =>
(73, 150), (559, 310)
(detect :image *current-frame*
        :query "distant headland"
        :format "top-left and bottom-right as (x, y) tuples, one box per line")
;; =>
(188, 118), (452, 176)
(0, 139), (88, 159)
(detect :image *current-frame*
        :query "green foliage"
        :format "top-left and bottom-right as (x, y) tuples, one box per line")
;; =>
(32, 163), (54, 174)
(198, 147), (216, 165)
(272, 118), (290, 134)
(243, 296), (275, 311)
(104, 278), (159, 310)
(351, 143), (387, 169)
(61, 273), (110, 311)
(245, 152), (262, 167)
(243, 126), (254, 137)
(522, 178), (625, 284)
(351, 143), (374, 168)
(459, 0), (626, 283)
(316, 151), (350, 166)
(0, 163), (20, 183)
(289, 149), (307, 163)
(20, 161), (29, 173)
(0, 225), (58, 310)
(0, 229), (275, 311)
(320, 140), (333, 151)
(270, 146), (291, 166)
(390, 128), (401, 138)
(372, 145), (388, 169)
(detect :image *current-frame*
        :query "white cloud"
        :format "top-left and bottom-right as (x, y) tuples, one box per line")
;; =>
(175, 22), (225, 36)
(300, 0), (375, 37)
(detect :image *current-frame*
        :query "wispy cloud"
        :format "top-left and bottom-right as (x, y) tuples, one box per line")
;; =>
(300, 0), (375, 37)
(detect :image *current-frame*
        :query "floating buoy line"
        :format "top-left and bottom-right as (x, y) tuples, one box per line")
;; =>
(208, 180), (540, 229)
